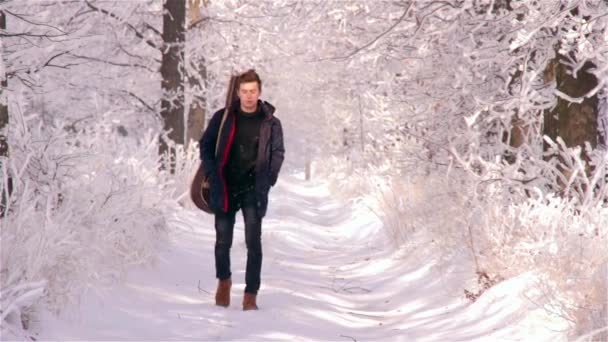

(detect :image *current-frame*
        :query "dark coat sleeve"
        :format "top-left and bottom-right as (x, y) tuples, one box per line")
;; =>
(199, 109), (224, 178)
(269, 118), (285, 186)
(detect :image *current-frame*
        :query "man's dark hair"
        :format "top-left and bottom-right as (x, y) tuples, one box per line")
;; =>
(237, 69), (262, 92)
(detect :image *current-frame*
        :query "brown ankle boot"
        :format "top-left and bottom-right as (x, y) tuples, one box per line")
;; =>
(215, 278), (232, 307)
(242, 292), (259, 311)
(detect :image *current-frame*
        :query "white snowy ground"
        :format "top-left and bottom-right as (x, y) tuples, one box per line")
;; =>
(32, 172), (569, 341)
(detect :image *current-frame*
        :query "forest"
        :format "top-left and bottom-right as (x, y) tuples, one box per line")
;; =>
(1, 0), (607, 340)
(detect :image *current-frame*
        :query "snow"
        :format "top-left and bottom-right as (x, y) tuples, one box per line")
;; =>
(3, 1), (607, 339)
(29, 172), (569, 341)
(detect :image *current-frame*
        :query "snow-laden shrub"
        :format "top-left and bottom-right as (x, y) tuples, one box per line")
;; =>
(158, 139), (202, 210)
(464, 147), (607, 337)
(374, 173), (470, 253)
(323, 155), (394, 205)
(375, 149), (607, 338)
(472, 189), (607, 336)
(1, 111), (175, 337)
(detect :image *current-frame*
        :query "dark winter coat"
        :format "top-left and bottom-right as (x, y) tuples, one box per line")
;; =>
(199, 99), (285, 217)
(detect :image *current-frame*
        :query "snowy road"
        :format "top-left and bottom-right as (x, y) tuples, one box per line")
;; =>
(36, 174), (566, 341)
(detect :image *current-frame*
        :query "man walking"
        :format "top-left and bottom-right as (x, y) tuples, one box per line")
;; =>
(199, 69), (285, 310)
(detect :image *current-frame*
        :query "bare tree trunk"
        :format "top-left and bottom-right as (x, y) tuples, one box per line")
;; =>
(509, 114), (528, 149)
(544, 6), (598, 156)
(543, 58), (599, 189)
(187, 57), (207, 146)
(0, 10), (7, 156)
(358, 94), (364, 153)
(186, 0), (207, 146)
(159, 0), (186, 170)
(0, 10), (11, 217)
(305, 146), (311, 181)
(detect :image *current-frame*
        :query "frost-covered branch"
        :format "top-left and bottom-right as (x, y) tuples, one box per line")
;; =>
(83, 0), (161, 51)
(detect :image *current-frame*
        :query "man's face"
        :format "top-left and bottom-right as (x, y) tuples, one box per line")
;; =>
(238, 81), (260, 110)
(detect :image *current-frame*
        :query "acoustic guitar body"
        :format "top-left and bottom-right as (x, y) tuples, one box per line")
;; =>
(190, 163), (213, 214)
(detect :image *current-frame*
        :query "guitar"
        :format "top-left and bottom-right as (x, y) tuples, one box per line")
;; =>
(191, 74), (239, 213)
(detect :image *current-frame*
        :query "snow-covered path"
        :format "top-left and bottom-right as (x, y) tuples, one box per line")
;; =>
(36, 174), (566, 341)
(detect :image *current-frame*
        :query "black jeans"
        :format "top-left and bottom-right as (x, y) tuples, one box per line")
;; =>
(214, 189), (263, 294)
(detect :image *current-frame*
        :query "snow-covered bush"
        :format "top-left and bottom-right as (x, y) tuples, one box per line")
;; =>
(472, 189), (607, 335)
(1, 110), (175, 337)
(374, 172), (470, 252)
(458, 147), (607, 337)
(158, 139), (202, 210)
(375, 149), (607, 338)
